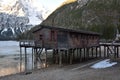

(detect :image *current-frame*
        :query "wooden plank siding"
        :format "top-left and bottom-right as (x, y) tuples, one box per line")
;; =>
(33, 25), (100, 49)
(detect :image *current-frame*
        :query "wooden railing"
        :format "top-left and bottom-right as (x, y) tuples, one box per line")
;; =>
(19, 40), (57, 48)
(19, 40), (35, 47)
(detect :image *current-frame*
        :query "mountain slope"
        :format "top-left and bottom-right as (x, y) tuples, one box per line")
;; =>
(41, 0), (120, 39)
(0, 0), (50, 40)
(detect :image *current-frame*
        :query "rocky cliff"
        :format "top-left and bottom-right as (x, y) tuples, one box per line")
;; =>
(0, 0), (49, 40)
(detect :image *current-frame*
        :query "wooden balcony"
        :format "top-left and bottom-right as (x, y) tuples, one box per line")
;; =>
(19, 40), (35, 47)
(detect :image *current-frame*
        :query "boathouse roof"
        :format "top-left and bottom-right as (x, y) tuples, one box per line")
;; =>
(33, 25), (101, 36)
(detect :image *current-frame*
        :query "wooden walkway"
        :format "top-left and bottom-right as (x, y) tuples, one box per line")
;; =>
(19, 41), (120, 73)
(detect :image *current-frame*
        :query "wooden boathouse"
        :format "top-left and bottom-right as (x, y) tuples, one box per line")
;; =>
(19, 25), (120, 73)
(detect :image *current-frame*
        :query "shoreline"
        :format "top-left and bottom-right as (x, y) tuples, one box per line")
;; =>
(0, 58), (119, 80)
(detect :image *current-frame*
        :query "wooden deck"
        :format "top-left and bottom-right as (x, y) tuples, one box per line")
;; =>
(19, 40), (120, 73)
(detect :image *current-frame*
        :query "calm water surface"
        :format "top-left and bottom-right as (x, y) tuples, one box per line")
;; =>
(0, 41), (32, 77)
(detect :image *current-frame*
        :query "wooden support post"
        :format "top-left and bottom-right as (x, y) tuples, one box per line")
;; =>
(117, 46), (119, 58)
(34, 48), (37, 69)
(70, 49), (73, 64)
(59, 50), (62, 66)
(84, 48), (86, 60)
(55, 49), (58, 64)
(53, 49), (55, 63)
(104, 46), (106, 58)
(20, 47), (22, 72)
(72, 49), (75, 61)
(79, 48), (82, 62)
(95, 47), (98, 58)
(87, 48), (89, 60)
(45, 49), (47, 68)
(77, 48), (79, 59)
(83, 48), (86, 60)
(24, 47), (27, 72)
(65, 50), (68, 63)
(107, 46), (109, 58)
(114, 46), (116, 58)
(32, 48), (34, 69)
(99, 46), (101, 58)
(91, 47), (94, 58)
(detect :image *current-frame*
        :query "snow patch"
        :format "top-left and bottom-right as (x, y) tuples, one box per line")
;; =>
(91, 59), (117, 69)
(1, 28), (8, 35)
(10, 27), (15, 35)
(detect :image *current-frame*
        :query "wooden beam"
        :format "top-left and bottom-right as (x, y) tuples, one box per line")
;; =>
(34, 48), (37, 69)
(104, 46), (106, 58)
(59, 50), (62, 66)
(99, 46), (101, 58)
(32, 48), (34, 70)
(45, 49), (47, 68)
(79, 48), (82, 62)
(91, 47), (94, 58)
(117, 46), (119, 58)
(24, 47), (27, 72)
(20, 47), (22, 72)
(95, 47), (98, 58)
(70, 49), (73, 64)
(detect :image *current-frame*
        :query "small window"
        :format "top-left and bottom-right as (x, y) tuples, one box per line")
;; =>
(51, 30), (56, 41)
(39, 35), (43, 40)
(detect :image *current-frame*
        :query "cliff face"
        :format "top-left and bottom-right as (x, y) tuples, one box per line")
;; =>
(0, 0), (49, 40)
(41, 0), (120, 39)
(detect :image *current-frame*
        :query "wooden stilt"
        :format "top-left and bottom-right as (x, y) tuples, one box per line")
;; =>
(87, 48), (89, 60)
(20, 47), (22, 72)
(99, 46), (101, 58)
(84, 48), (86, 60)
(59, 50), (62, 66)
(32, 48), (34, 70)
(53, 49), (55, 63)
(70, 49), (73, 64)
(34, 48), (37, 69)
(55, 49), (58, 64)
(65, 50), (68, 63)
(79, 48), (82, 62)
(24, 47), (27, 72)
(77, 48), (79, 59)
(91, 47), (94, 58)
(107, 46), (109, 58)
(72, 49), (75, 61)
(104, 46), (106, 58)
(117, 46), (119, 58)
(45, 49), (47, 68)
(95, 47), (97, 58)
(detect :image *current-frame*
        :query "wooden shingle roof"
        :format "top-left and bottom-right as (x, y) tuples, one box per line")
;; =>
(33, 25), (101, 36)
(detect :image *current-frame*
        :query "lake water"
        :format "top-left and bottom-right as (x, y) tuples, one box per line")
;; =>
(0, 41), (32, 77)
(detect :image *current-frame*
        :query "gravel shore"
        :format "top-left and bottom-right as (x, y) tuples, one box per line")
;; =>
(0, 59), (120, 80)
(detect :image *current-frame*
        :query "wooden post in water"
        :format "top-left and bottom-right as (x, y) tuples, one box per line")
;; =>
(24, 47), (27, 72)
(107, 46), (109, 58)
(99, 46), (101, 58)
(117, 46), (119, 58)
(32, 48), (34, 69)
(95, 47), (98, 58)
(55, 49), (58, 64)
(84, 48), (86, 60)
(79, 48), (82, 62)
(45, 49), (47, 68)
(59, 50), (62, 66)
(34, 48), (37, 69)
(87, 48), (89, 60)
(104, 46), (106, 58)
(70, 49), (73, 64)
(91, 47), (94, 58)
(20, 47), (22, 72)
(65, 50), (68, 63)
(53, 49), (55, 63)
